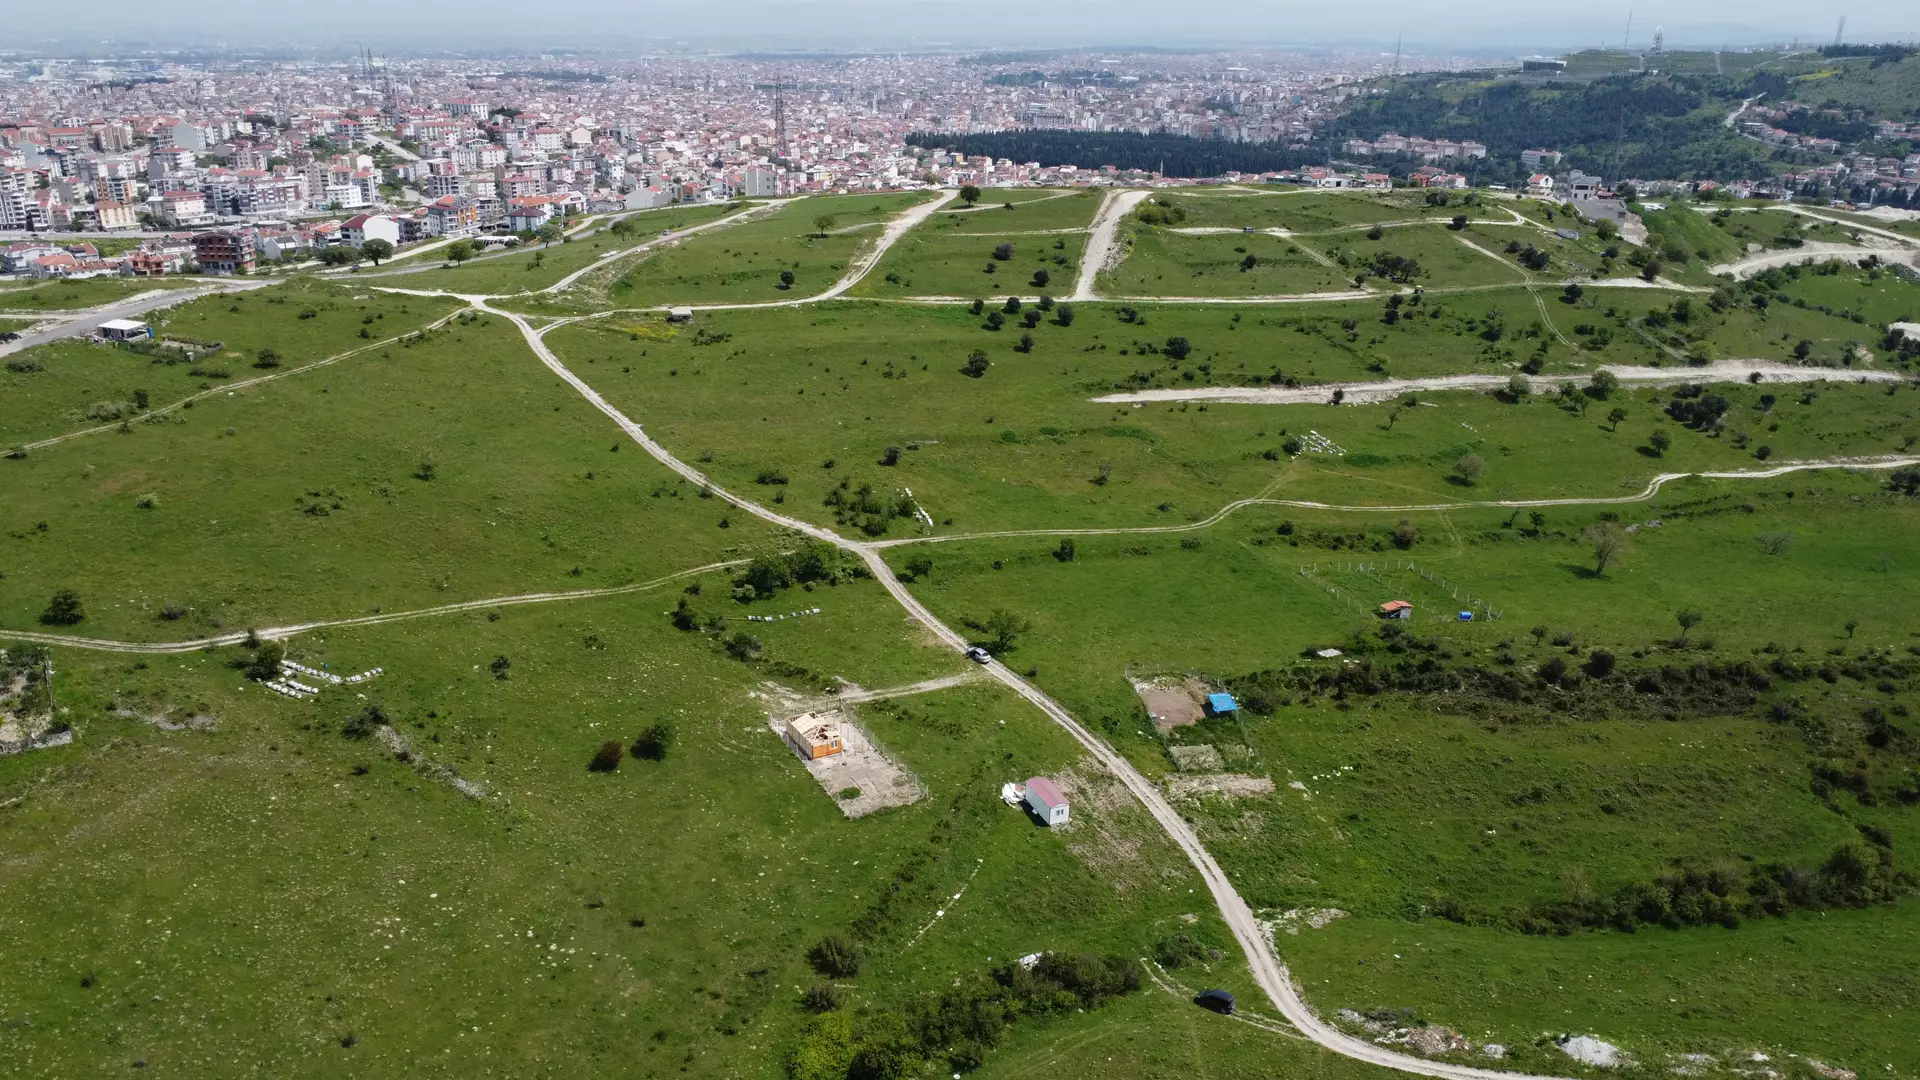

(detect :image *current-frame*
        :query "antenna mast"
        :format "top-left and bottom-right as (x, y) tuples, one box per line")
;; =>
(1833, 16), (1845, 47)
(773, 76), (788, 161)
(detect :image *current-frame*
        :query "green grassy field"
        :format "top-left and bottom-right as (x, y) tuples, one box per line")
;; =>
(884, 476), (1920, 1071)
(540, 296), (1916, 539)
(0, 569), (1259, 1078)
(852, 229), (1080, 299)
(1170, 192), (1480, 233)
(0, 277), (206, 311)
(936, 189), (1102, 233)
(6, 192), (1920, 1080)
(593, 193), (931, 309)
(0, 313), (782, 640)
(2, 280), (463, 448)
(385, 203), (744, 295)
(1100, 230), (1353, 297)
(1807, 208), (1920, 244)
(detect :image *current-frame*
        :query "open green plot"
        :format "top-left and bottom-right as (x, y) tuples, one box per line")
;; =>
(543, 297), (1917, 540)
(1806, 207), (1920, 244)
(599, 193), (932, 308)
(850, 229), (1078, 299)
(387, 202), (743, 295)
(1167, 191), (1472, 233)
(888, 483), (1920, 1069)
(936, 189), (1102, 233)
(1100, 229), (1353, 297)
(0, 314), (780, 640)
(1473, 224), (1613, 279)
(0, 565), (1250, 1078)
(1, 280), (463, 447)
(1329, 226), (1529, 290)
(1185, 376), (1919, 508)
(0, 276), (206, 312)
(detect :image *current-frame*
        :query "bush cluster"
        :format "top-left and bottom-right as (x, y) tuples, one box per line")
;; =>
(787, 952), (1140, 1080)
(1439, 841), (1910, 935)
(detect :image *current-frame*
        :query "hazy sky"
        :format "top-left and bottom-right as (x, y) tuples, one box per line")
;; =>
(16, 0), (1918, 52)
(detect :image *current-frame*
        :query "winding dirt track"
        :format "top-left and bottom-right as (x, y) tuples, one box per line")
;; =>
(868, 455), (1920, 549)
(1093, 358), (1909, 406)
(0, 561), (745, 653)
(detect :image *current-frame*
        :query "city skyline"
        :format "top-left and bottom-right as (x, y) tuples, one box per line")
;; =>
(4, 0), (1916, 54)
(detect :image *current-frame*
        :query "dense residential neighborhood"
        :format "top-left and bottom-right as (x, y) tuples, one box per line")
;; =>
(3, 46), (1917, 282)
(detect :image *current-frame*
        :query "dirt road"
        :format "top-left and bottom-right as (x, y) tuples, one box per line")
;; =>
(1072, 189), (1151, 301)
(1092, 358), (1907, 406)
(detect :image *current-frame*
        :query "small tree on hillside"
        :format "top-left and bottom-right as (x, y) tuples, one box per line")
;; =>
(1674, 609), (1703, 644)
(631, 721), (674, 761)
(811, 214), (836, 237)
(360, 239), (394, 266)
(983, 608), (1030, 652)
(959, 184), (981, 206)
(40, 589), (84, 626)
(1452, 454), (1485, 484)
(1588, 522), (1627, 575)
(245, 640), (285, 681)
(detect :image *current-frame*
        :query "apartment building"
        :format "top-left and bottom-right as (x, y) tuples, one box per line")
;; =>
(192, 229), (256, 274)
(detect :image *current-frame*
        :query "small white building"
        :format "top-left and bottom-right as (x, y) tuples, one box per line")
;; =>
(98, 318), (150, 341)
(1024, 776), (1070, 827)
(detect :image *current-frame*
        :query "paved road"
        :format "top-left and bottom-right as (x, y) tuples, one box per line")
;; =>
(0, 281), (268, 359)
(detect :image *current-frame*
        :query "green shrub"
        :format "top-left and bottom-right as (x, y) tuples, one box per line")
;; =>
(808, 934), (864, 978)
(588, 739), (624, 772)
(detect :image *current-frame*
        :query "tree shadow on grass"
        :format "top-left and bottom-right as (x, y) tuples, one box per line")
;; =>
(1561, 564), (1603, 580)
